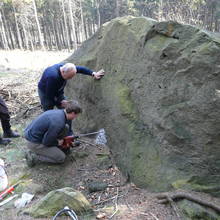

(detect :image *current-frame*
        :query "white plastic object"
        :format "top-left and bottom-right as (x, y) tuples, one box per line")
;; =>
(95, 129), (107, 145)
(14, 192), (34, 208)
(0, 159), (8, 191)
(0, 194), (18, 207)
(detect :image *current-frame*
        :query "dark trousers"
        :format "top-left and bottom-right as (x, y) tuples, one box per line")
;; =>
(38, 88), (64, 111)
(0, 97), (11, 133)
(38, 89), (73, 135)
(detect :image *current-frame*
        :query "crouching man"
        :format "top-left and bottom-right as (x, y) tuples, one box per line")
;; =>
(24, 100), (82, 167)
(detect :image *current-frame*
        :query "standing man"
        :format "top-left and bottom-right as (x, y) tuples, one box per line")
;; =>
(0, 97), (20, 145)
(24, 100), (82, 167)
(38, 63), (105, 111)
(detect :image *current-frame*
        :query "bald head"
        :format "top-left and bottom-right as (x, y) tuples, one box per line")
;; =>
(60, 63), (77, 79)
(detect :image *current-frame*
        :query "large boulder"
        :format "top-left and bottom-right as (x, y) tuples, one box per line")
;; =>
(65, 16), (220, 195)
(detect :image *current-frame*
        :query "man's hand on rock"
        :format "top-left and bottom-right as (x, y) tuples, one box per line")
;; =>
(92, 69), (105, 80)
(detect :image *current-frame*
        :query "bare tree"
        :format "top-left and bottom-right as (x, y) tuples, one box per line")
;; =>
(0, 9), (9, 49)
(158, 0), (163, 21)
(68, 0), (77, 50)
(61, 0), (71, 50)
(32, 0), (45, 49)
(12, 1), (23, 49)
(95, 0), (101, 28)
(79, 0), (86, 41)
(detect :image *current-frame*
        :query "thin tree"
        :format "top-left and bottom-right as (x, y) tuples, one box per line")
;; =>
(0, 9), (9, 49)
(158, 0), (163, 21)
(79, 0), (86, 41)
(95, 0), (101, 28)
(68, 0), (77, 50)
(32, 0), (45, 49)
(12, 1), (23, 49)
(61, 0), (71, 50)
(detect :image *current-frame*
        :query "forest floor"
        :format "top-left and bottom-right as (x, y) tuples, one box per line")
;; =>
(0, 50), (218, 220)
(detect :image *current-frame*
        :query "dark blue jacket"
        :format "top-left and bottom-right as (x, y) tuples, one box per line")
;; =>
(38, 63), (93, 100)
(24, 110), (67, 146)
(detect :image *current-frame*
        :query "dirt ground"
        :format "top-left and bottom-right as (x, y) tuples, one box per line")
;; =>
(0, 50), (218, 220)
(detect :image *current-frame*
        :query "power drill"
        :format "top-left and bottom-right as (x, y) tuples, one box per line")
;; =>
(61, 131), (101, 149)
(62, 135), (80, 149)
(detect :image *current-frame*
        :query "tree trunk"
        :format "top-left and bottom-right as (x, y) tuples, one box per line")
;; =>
(12, 3), (23, 49)
(58, 19), (65, 49)
(115, 0), (121, 17)
(84, 18), (88, 39)
(214, 18), (219, 32)
(1, 9), (11, 49)
(46, 26), (52, 50)
(32, 0), (45, 50)
(158, 0), (163, 21)
(95, 0), (101, 28)
(26, 16), (34, 51)
(209, 4), (214, 31)
(52, 18), (59, 50)
(79, 0), (86, 42)
(8, 24), (16, 49)
(0, 9), (9, 49)
(68, 0), (77, 50)
(61, 0), (71, 51)
(21, 17), (29, 50)
(62, 0), (70, 51)
(92, 17), (96, 34)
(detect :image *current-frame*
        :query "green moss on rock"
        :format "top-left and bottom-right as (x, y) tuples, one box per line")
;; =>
(177, 199), (220, 220)
(65, 16), (220, 195)
(24, 187), (92, 218)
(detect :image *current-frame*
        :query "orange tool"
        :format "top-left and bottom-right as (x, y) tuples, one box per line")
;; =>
(0, 183), (19, 201)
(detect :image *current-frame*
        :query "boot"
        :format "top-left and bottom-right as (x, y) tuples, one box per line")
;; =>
(25, 151), (38, 167)
(3, 129), (20, 138)
(0, 138), (11, 145)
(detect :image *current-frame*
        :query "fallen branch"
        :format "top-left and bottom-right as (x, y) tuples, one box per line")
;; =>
(156, 191), (220, 214)
(140, 212), (159, 220)
(22, 104), (41, 116)
(109, 187), (119, 219)
(125, 200), (133, 211)
(94, 194), (124, 206)
(149, 212), (160, 220)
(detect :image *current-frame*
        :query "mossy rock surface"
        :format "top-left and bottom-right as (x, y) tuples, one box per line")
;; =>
(65, 16), (220, 194)
(177, 199), (220, 220)
(24, 187), (93, 218)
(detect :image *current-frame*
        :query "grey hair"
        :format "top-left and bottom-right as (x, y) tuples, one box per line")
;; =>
(61, 63), (76, 73)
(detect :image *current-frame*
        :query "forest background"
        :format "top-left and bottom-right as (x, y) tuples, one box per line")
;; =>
(0, 0), (220, 51)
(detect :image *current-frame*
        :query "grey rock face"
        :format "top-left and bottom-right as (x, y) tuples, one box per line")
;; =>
(65, 16), (220, 194)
